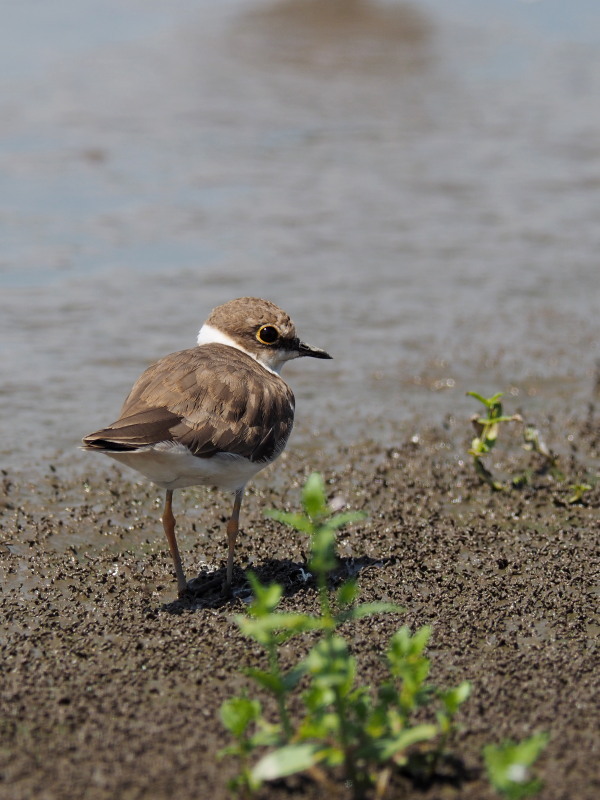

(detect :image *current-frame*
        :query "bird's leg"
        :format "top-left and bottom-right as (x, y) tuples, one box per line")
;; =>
(224, 488), (244, 594)
(162, 489), (187, 597)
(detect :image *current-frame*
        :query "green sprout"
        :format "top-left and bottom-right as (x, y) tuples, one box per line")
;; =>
(567, 482), (592, 504)
(467, 392), (522, 490)
(483, 732), (549, 799)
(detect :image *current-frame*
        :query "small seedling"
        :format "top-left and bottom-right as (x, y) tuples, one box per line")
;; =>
(483, 732), (549, 799)
(221, 473), (472, 798)
(467, 392), (522, 490)
(567, 482), (592, 504)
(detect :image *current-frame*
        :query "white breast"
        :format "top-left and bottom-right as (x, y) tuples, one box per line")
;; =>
(102, 442), (269, 491)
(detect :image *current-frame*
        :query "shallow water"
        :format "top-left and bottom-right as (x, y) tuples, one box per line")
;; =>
(1, 0), (599, 469)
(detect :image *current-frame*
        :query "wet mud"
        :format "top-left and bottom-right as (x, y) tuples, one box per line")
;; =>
(1, 410), (598, 800)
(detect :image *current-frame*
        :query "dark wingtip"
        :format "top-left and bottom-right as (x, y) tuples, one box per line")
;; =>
(81, 433), (136, 452)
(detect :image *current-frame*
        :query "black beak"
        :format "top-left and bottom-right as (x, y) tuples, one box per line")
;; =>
(297, 340), (332, 359)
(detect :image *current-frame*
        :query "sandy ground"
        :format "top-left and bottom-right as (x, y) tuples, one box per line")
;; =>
(1, 411), (599, 800)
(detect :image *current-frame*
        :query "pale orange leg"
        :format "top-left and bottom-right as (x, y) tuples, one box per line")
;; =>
(162, 489), (187, 597)
(225, 489), (244, 593)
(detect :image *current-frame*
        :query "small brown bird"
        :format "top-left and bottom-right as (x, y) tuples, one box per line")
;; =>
(82, 297), (331, 596)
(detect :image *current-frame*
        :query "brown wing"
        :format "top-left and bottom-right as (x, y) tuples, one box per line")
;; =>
(82, 344), (295, 462)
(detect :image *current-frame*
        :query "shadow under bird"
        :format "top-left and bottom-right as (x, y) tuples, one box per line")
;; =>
(82, 297), (332, 597)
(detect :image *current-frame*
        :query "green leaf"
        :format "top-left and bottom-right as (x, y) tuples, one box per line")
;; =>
(244, 667), (284, 694)
(302, 472), (327, 519)
(220, 695), (261, 738)
(374, 723), (439, 761)
(335, 601), (404, 625)
(389, 625), (431, 661)
(466, 390), (488, 405)
(265, 509), (316, 534)
(310, 745), (345, 768)
(304, 636), (356, 692)
(408, 624), (431, 654)
(568, 483), (592, 504)
(251, 720), (283, 748)
(236, 611), (322, 644)
(440, 681), (472, 716)
(301, 684), (337, 715)
(325, 511), (367, 530)
(252, 743), (322, 781)
(246, 572), (283, 615)
(336, 578), (359, 607)
(483, 732), (549, 799)
(467, 390), (504, 408)
(510, 732), (549, 766)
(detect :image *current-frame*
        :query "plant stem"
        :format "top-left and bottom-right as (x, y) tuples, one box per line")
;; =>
(473, 456), (503, 491)
(333, 687), (362, 799)
(318, 576), (331, 622)
(315, 536), (333, 623)
(267, 641), (293, 740)
(428, 726), (449, 779)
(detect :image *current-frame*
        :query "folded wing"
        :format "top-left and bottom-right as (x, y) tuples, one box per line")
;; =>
(82, 344), (295, 463)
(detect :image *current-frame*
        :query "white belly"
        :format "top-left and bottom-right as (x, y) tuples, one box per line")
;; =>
(101, 441), (269, 491)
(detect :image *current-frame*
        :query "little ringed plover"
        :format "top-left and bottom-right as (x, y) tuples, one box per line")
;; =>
(82, 297), (331, 597)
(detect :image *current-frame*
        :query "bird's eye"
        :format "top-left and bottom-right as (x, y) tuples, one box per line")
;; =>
(256, 325), (280, 345)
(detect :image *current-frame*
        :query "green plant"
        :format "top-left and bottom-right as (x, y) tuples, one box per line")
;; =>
(483, 732), (549, 799)
(219, 695), (264, 797)
(567, 482), (592, 504)
(467, 391), (522, 490)
(220, 474), (472, 798)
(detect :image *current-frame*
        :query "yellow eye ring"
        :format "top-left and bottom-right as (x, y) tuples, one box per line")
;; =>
(256, 325), (280, 345)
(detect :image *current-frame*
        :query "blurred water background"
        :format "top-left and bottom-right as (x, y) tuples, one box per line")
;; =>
(1, 0), (599, 469)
